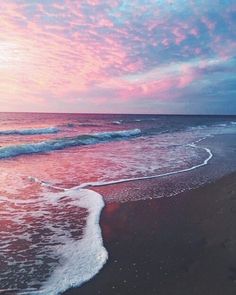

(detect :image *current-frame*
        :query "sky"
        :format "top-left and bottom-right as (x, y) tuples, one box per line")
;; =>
(0, 0), (235, 114)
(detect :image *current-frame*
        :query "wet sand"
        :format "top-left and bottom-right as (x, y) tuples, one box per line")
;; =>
(64, 172), (236, 295)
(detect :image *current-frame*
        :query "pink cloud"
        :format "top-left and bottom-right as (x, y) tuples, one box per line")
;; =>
(190, 28), (199, 37)
(172, 27), (186, 45)
(0, 0), (234, 113)
(86, 0), (101, 6)
(161, 38), (169, 47)
(194, 47), (201, 55)
(178, 65), (197, 88)
(201, 17), (215, 31)
(0, 1), (133, 110)
(100, 62), (198, 103)
(96, 17), (114, 28)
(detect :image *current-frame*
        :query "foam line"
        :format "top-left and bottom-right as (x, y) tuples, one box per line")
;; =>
(111, 121), (122, 125)
(30, 139), (213, 193)
(24, 139), (213, 295)
(28, 189), (107, 295)
(75, 141), (213, 189)
(15, 189), (108, 295)
(28, 176), (68, 191)
(0, 127), (59, 135)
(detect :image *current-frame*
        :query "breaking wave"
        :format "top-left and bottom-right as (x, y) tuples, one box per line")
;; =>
(0, 127), (59, 136)
(0, 129), (141, 159)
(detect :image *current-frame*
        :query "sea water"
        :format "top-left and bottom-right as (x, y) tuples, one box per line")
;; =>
(0, 113), (236, 294)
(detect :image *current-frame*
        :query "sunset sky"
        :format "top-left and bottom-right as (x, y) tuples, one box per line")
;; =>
(0, 0), (235, 114)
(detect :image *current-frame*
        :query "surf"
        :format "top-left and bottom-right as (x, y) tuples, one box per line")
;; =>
(0, 127), (59, 135)
(0, 129), (141, 159)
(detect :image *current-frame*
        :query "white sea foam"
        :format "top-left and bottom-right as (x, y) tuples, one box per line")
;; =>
(30, 137), (213, 194)
(19, 137), (214, 295)
(39, 189), (107, 295)
(74, 139), (213, 189)
(16, 188), (108, 295)
(95, 128), (141, 138)
(0, 129), (141, 159)
(112, 120), (122, 125)
(0, 127), (59, 135)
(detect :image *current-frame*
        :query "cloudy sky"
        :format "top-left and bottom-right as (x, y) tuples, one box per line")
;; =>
(0, 0), (235, 114)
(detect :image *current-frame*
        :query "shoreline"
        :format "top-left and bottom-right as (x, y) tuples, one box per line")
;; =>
(64, 172), (236, 295)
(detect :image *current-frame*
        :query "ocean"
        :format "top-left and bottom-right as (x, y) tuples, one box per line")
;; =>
(1, 112), (236, 294)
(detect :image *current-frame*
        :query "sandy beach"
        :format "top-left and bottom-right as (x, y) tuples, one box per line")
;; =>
(1, 0), (236, 292)
(64, 172), (236, 295)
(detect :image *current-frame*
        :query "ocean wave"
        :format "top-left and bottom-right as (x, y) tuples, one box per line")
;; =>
(75, 141), (213, 189)
(129, 118), (156, 123)
(0, 127), (59, 136)
(111, 120), (123, 125)
(187, 125), (208, 131)
(0, 129), (141, 159)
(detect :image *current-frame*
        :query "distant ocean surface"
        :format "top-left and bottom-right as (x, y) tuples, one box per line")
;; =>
(1, 112), (236, 294)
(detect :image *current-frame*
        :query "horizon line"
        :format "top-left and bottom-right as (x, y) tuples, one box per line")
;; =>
(0, 111), (236, 116)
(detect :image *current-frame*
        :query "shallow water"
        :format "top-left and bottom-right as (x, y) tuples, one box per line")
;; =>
(1, 113), (236, 294)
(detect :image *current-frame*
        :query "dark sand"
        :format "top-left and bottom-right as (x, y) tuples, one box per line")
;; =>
(64, 172), (236, 295)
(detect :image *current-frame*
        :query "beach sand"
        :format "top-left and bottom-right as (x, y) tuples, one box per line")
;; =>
(64, 172), (236, 295)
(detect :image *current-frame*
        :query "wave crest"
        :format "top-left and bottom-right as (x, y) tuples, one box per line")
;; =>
(0, 129), (141, 159)
(0, 127), (59, 136)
